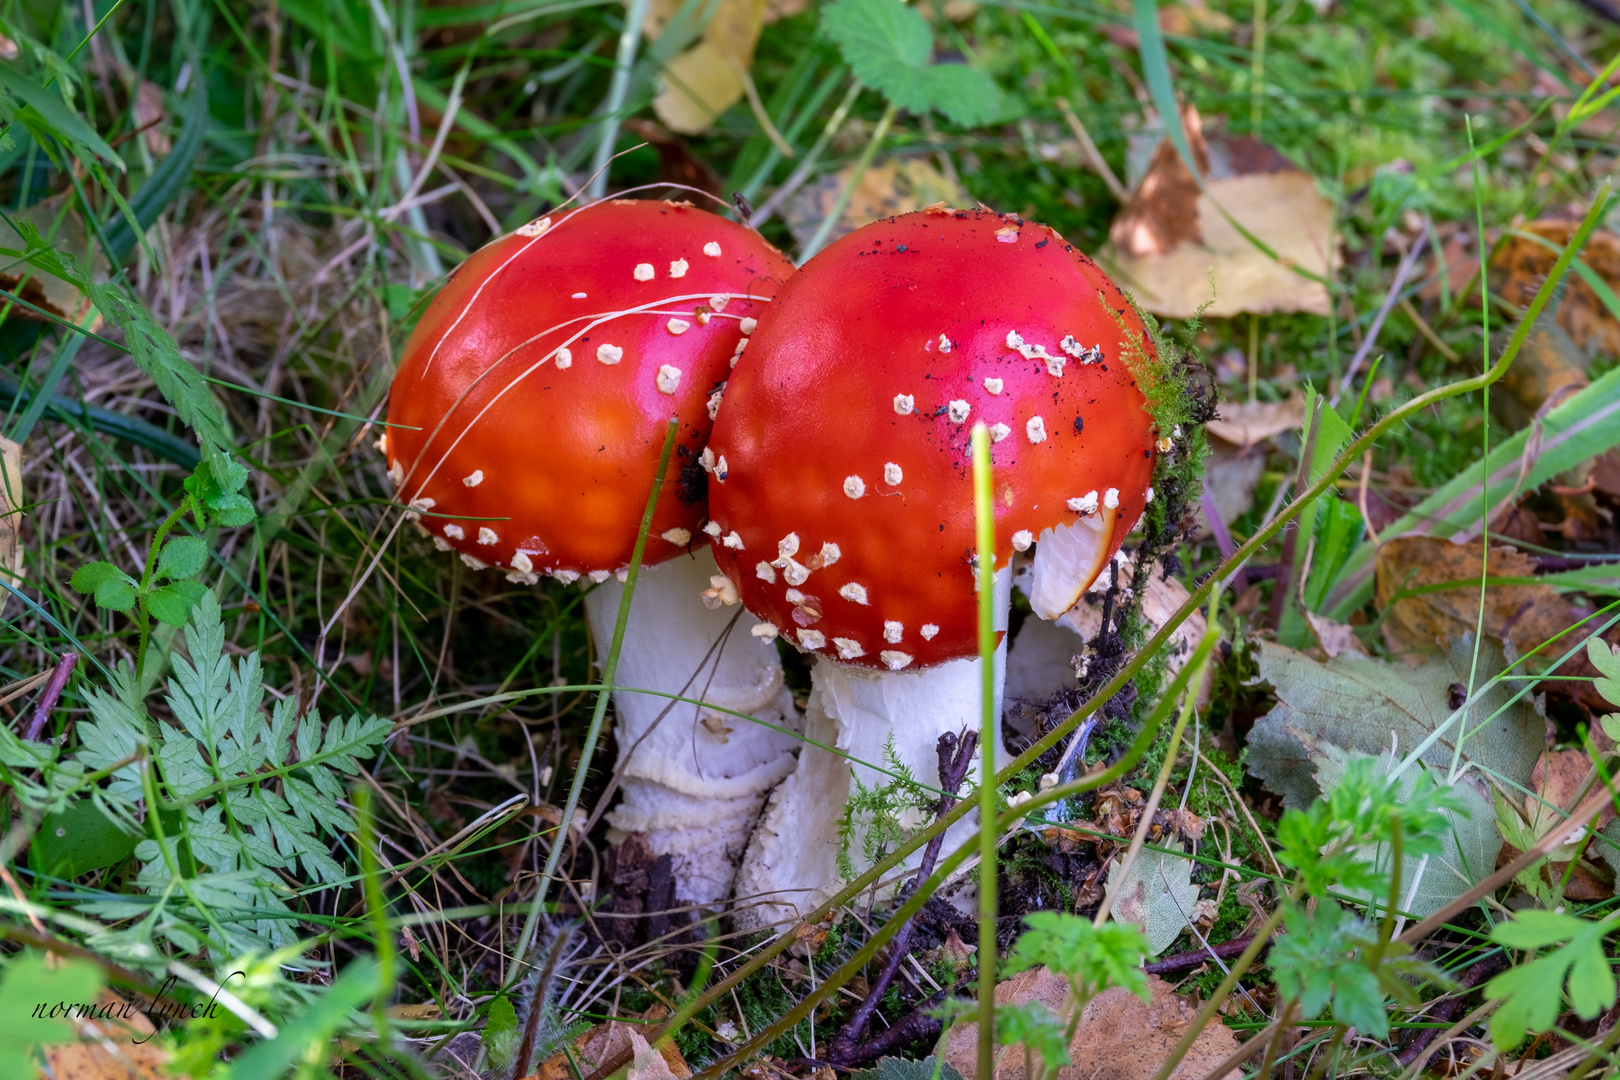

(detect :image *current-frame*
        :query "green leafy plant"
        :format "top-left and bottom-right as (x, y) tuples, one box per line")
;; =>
(70, 528), (209, 669)
(993, 913), (1151, 1080)
(1483, 909), (1619, 1052)
(1266, 755), (1459, 1039)
(0, 593), (391, 963)
(819, 0), (1002, 126)
(836, 735), (934, 879)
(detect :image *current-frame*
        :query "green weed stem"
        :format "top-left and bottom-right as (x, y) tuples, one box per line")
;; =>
(972, 425), (997, 1080)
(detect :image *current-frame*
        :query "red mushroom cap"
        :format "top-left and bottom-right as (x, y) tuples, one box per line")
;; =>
(706, 207), (1157, 670)
(385, 199), (793, 582)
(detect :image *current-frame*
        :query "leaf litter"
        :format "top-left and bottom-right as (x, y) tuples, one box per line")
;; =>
(941, 969), (1241, 1080)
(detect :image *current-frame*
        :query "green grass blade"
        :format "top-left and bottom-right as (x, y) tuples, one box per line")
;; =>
(1326, 364), (1620, 620)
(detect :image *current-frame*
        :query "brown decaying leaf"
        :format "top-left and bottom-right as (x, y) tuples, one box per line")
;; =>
(1490, 220), (1620, 358)
(1304, 610), (1366, 659)
(530, 1017), (691, 1080)
(1193, 441), (1264, 539)
(1526, 748), (1618, 838)
(650, 0), (768, 135)
(0, 193), (106, 326)
(134, 81), (171, 157)
(1373, 537), (1572, 664)
(942, 969), (1242, 1080)
(0, 437), (23, 618)
(1203, 393), (1305, 448)
(785, 159), (967, 251)
(1104, 107), (1336, 318)
(40, 987), (171, 1080)
(1495, 313), (1588, 428)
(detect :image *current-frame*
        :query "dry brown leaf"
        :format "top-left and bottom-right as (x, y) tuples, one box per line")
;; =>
(1193, 441), (1264, 539)
(1105, 108), (1335, 319)
(39, 987), (170, 1080)
(0, 437), (22, 618)
(652, 0), (768, 135)
(1525, 749), (1618, 840)
(1494, 312), (1590, 429)
(0, 193), (105, 326)
(1304, 611), (1366, 659)
(785, 158), (967, 250)
(1593, 449), (1620, 500)
(1490, 220), (1620, 358)
(942, 969), (1241, 1080)
(531, 1018), (691, 1080)
(133, 81), (170, 157)
(1373, 537), (1572, 663)
(1204, 393), (1305, 447)
(763, 0), (812, 21)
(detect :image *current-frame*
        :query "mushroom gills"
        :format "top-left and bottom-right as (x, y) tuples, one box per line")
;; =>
(1025, 507), (1118, 620)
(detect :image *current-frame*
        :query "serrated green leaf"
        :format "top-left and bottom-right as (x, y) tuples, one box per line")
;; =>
(1104, 849), (1201, 957)
(93, 576), (137, 612)
(64, 593), (387, 961)
(1247, 635), (1543, 808)
(1306, 743), (1499, 919)
(69, 560), (127, 593)
(6, 217), (243, 507)
(996, 1003), (1071, 1070)
(145, 579), (209, 626)
(156, 536), (208, 581)
(1493, 909), (1590, 950)
(1271, 900), (1399, 1039)
(1004, 911), (1150, 998)
(483, 994), (521, 1070)
(820, 0), (1002, 125)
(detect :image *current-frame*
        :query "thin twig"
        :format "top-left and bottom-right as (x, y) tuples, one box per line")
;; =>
(1332, 235), (1427, 408)
(24, 652), (78, 742)
(1055, 97), (1129, 201)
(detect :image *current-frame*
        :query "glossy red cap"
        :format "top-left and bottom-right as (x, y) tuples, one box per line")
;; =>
(385, 199), (793, 582)
(706, 207), (1157, 669)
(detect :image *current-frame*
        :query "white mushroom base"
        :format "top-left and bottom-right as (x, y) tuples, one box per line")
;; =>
(586, 548), (801, 907)
(733, 572), (1010, 931)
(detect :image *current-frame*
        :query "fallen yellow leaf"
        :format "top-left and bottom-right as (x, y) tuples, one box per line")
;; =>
(1105, 108), (1336, 319)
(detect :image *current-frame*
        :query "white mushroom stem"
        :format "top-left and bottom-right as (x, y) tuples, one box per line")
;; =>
(584, 547), (801, 907)
(733, 567), (1011, 930)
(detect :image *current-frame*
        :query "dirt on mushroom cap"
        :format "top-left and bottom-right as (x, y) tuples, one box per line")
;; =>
(707, 207), (1157, 670)
(385, 198), (793, 581)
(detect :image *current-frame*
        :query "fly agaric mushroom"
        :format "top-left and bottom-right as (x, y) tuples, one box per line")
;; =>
(708, 206), (1157, 925)
(385, 197), (801, 905)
